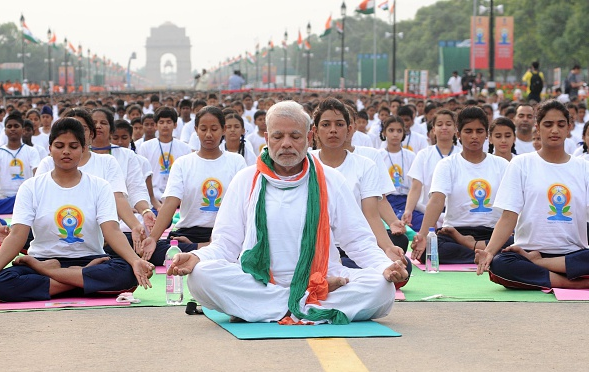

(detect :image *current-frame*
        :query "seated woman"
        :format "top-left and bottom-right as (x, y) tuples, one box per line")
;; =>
(310, 98), (409, 283)
(411, 106), (512, 264)
(402, 109), (460, 232)
(0, 118), (153, 302)
(476, 100), (589, 289)
(140, 106), (246, 263)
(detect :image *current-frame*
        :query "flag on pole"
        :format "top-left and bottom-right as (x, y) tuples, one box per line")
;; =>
(355, 0), (375, 15)
(378, 1), (389, 11)
(320, 15), (332, 38)
(20, 15), (40, 44)
(282, 39), (287, 48)
(68, 42), (77, 54)
(297, 30), (303, 50)
(304, 40), (311, 51)
(336, 21), (344, 34)
(269, 40), (274, 51)
(390, 2), (395, 14)
(48, 31), (58, 49)
(246, 52), (255, 65)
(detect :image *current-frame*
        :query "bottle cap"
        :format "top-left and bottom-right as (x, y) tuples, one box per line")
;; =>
(428, 227), (435, 232)
(170, 239), (178, 245)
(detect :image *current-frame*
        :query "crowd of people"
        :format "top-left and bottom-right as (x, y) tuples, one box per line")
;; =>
(0, 85), (588, 323)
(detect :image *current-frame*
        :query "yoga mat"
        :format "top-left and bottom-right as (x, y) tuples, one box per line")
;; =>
(402, 268), (558, 302)
(202, 308), (401, 340)
(405, 252), (478, 272)
(548, 288), (589, 301)
(395, 289), (405, 301)
(0, 297), (130, 311)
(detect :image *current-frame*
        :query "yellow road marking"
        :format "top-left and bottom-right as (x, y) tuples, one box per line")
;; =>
(307, 338), (369, 372)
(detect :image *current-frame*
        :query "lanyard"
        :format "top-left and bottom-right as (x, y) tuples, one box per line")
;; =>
(402, 133), (412, 150)
(0, 144), (25, 166)
(90, 144), (119, 155)
(435, 145), (454, 159)
(158, 139), (173, 170)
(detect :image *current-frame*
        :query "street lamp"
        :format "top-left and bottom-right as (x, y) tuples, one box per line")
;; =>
(340, 2), (346, 90)
(479, 0), (504, 91)
(47, 28), (52, 87)
(87, 48), (91, 90)
(283, 30), (288, 88)
(77, 44), (82, 92)
(267, 40), (272, 89)
(64, 37), (68, 93)
(127, 51), (137, 89)
(306, 22), (311, 87)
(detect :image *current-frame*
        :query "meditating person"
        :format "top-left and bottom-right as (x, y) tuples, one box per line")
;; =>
(476, 100), (589, 289)
(0, 118), (154, 302)
(411, 106), (511, 264)
(166, 100), (407, 324)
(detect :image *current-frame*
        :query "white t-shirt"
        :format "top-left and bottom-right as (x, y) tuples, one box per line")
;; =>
(407, 145), (461, 212)
(430, 153), (508, 228)
(137, 155), (153, 180)
(565, 137), (579, 155)
(188, 132), (201, 151)
(448, 76), (462, 93)
(515, 137), (535, 154)
(353, 146), (395, 196)
(13, 172), (117, 258)
(246, 132), (267, 156)
(379, 148), (416, 196)
(137, 138), (192, 200)
(351, 131), (373, 148)
(108, 146), (150, 209)
(134, 137), (144, 152)
(400, 131), (429, 154)
(31, 133), (50, 153)
(175, 117), (193, 140)
(312, 150), (381, 207)
(243, 108), (256, 125)
(36, 152), (127, 196)
(32, 144), (48, 160)
(180, 119), (196, 143)
(0, 144), (41, 197)
(163, 152), (246, 229)
(495, 152), (589, 254)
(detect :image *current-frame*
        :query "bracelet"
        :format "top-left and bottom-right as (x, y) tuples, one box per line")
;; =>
(473, 241), (478, 250)
(141, 208), (153, 216)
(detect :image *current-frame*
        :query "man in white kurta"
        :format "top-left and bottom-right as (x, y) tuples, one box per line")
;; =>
(167, 101), (407, 324)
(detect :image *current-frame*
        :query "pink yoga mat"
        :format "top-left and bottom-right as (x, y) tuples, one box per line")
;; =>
(0, 297), (130, 310)
(544, 288), (589, 301)
(395, 289), (405, 301)
(405, 252), (478, 272)
(155, 266), (167, 274)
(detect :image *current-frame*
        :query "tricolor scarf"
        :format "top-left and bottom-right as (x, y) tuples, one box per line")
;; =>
(240, 150), (349, 325)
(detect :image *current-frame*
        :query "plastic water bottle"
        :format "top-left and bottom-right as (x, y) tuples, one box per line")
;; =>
(165, 240), (183, 305)
(425, 227), (440, 273)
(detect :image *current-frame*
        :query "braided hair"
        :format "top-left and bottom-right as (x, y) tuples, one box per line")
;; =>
(488, 117), (517, 155)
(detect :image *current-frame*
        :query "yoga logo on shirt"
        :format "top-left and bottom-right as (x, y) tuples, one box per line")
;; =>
(55, 205), (85, 243)
(547, 184), (572, 222)
(201, 178), (223, 211)
(10, 159), (24, 180)
(402, 144), (414, 152)
(468, 179), (493, 212)
(159, 153), (174, 174)
(259, 143), (266, 154)
(388, 164), (404, 188)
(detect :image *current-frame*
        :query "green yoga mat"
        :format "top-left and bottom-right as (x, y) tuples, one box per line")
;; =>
(203, 308), (401, 340)
(402, 266), (557, 302)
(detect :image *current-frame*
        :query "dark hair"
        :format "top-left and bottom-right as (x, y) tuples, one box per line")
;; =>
(179, 99), (192, 109)
(431, 109), (458, 145)
(126, 104), (143, 117)
(253, 110), (267, 121)
(114, 120), (136, 152)
(5, 112), (24, 126)
(532, 61), (539, 70)
(488, 117), (517, 155)
(582, 121), (589, 154)
(457, 106), (488, 132)
(566, 103), (578, 113)
(22, 119), (33, 130)
(49, 117), (86, 147)
(92, 107), (115, 134)
(141, 113), (155, 125)
(231, 100), (244, 110)
(397, 106), (414, 119)
(150, 94), (160, 103)
(195, 106), (225, 129)
(62, 107), (96, 140)
(312, 97), (350, 127)
(225, 113), (246, 156)
(25, 108), (40, 119)
(380, 115), (406, 142)
(130, 117), (142, 126)
(424, 103), (437, 114)
(154, 106), (178, 123)
(345, 104), (358, 120)
(536, 99), (570, 125)
(192, 99), (206, 110)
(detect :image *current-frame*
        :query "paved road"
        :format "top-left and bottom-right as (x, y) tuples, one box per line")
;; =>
(1, 302), (587, 371)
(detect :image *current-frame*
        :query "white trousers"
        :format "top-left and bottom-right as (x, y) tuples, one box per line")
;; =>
(187, 259), (396, 323)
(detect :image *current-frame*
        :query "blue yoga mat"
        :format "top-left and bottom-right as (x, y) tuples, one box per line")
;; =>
(203, 308), (401, 340)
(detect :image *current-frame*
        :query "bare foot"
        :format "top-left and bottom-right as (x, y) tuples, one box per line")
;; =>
(504, 245), (541, 263)
(327, 276), (349, 292)
(86, 257), (111, 267)
(229, 315), (246, 323)
(438, 227), (477, 250)
(13, 257), (61, 274)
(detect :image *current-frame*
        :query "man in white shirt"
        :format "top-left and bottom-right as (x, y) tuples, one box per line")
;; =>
(514, 104), (536, 154)
(166, 101), (407, 324)
(447, 71), (462, 94)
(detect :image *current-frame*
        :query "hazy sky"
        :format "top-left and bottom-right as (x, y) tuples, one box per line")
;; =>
(2, 0), (439, 72)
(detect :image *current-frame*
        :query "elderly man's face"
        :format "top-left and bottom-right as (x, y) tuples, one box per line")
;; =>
(265, 116), (311, 172)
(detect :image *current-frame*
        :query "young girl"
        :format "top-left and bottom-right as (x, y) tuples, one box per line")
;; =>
(532, 127), (542, 151)
(311, 98), (408, 274)
(379, 116), (418, 222)
(140, 106), (247, 262)
(411, 106), (511, 264)
(488, 117), (517, 161)
(223, 112), (257, 165)
(133, 114), (156, 150)
(572, 121), (589, 158)
(131, 117), (144, 142)
(245, 110), (267, 156)
(476, 99), (589, 289)
(402, 109), (460, 232)
(26, 109), (49, 152)
(0, 118), (154, 302)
